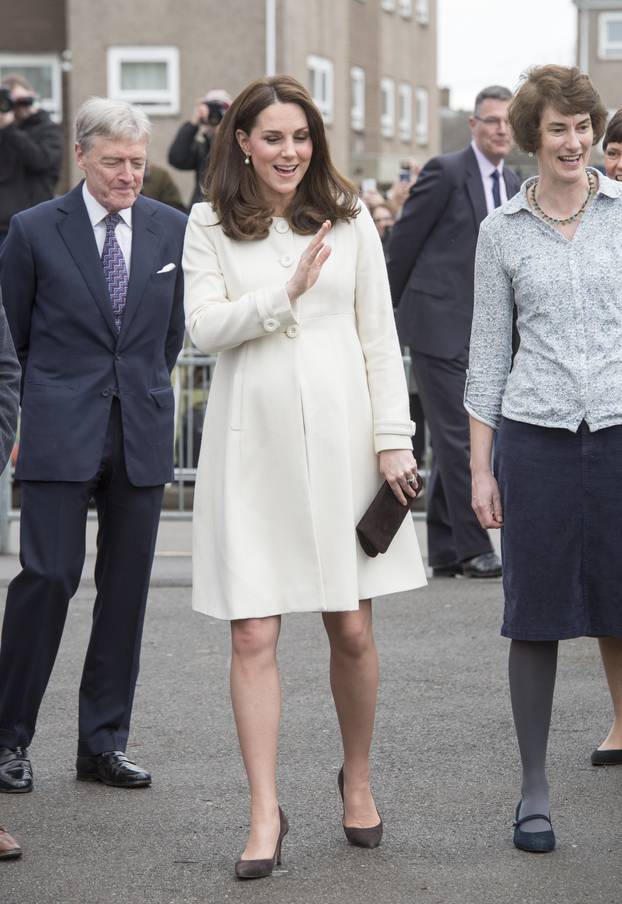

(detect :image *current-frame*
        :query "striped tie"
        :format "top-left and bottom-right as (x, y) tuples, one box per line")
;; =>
(101, 213), (128, 332)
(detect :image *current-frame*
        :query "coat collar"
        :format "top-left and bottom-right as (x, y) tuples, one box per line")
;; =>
(55, 183), (162, 344)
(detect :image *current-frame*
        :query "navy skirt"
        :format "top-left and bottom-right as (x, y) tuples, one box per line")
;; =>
(494, 417), (622, 641)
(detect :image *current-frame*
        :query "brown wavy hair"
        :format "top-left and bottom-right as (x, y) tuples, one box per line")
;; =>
(508, 65), (607, 154)
(202, 75), (359, 240)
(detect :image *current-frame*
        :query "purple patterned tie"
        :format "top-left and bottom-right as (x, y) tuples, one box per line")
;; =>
(101, 213), (128, 332)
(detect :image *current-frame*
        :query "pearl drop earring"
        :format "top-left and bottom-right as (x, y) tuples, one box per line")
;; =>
(244, 154), (250, 165)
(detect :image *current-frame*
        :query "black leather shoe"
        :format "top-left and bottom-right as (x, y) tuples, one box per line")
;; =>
(512, 802), (555, 853)
(432, 562), (463, 577)
(76, 751), (151, 788)
(462, 552), (502, 578)
(591, 747), (622, 766)
(0, 747), (33, 793)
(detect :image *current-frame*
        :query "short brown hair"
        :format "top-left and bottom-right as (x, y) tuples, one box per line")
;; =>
(508, 65), (607, 153)
(204, 75), (359, 240)
(603, 108), (622, 150)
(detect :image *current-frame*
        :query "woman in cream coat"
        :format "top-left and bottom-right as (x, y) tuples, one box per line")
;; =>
(183, 75), (426, 879)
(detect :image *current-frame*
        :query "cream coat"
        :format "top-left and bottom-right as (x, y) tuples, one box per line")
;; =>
(183, 201), (426, 620)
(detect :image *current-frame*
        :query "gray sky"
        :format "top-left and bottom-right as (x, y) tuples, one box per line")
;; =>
(438, 0), (578, 110)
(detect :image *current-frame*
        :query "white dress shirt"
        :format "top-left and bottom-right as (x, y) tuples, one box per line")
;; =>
(82, 182), (133, 274)
(471, 140), (507, 215)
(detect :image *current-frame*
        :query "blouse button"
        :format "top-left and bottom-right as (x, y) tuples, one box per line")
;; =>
(285, 325), (299, 339)
(279, 254), (293, 267)
(263, 318), (279, 332)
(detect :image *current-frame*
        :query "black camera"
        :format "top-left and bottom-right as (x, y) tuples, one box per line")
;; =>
(0, 88), (35, 114)
(203, 101), (227, 127)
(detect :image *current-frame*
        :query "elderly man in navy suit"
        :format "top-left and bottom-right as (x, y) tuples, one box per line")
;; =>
(0, 98), (187, 792)
(388, 86), (521, 579)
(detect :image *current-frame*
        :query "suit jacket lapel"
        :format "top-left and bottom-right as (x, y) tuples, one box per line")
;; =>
(503, 167), (520, 200)
(464, 147), (488, 226)
(119, 196), (161, 343)
(56, 185), (118, 341)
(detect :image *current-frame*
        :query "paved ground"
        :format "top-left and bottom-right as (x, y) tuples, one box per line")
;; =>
(0, 519), (621, 904)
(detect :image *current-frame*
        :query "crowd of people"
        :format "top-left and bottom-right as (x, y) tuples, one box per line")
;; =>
(0, 62), (621, 875)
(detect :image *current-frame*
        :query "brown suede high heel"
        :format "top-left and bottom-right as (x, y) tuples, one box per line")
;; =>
(234, 807), (289, 880)
(338, 766), (383, 848)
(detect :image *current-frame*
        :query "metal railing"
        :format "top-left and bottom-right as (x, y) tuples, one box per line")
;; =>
(0, 349), (429, 549)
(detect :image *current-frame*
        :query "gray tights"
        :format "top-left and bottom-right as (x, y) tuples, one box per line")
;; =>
(508, 639), (558, 832)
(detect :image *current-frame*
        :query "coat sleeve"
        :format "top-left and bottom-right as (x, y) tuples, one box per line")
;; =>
(168, 122), (202, 170)
(0, 289), (20, 472)
(183, 205), (298, 353)
(0, 215), (35, 388)
(0, 118), (62, 177)
(353, 204), (414, 453)
(386, 155), (453, 305)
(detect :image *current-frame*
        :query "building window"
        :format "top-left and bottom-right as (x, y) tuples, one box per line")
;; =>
(307, 55), (334, 124)
(381, 0), (396, 11)
(398, 0), (413, 17)
(351, 67), (365, 132)
(0, 53), (62, 117)
(398, 83), (412, 141)
(380, 77), (395, 138)
(598, 12), (622, 59)
(415, 0), (430, 25)
(107, 46), (179, 115)
(415, 87), (429, 145)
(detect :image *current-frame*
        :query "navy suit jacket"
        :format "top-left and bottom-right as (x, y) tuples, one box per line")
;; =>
(0, 183), (187, 486)
(388, 145), (521, 360)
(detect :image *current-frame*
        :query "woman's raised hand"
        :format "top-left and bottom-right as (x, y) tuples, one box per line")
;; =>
(286, 220), (332, 302)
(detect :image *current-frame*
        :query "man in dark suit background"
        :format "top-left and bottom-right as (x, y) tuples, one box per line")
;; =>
(388, 86), (520, 578)
(0, 98), (187, 792)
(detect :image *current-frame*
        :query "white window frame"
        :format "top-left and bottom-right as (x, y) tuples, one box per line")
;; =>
(398, 83), (412, 142)
(381, 0), (396, 11)
(0, 53), (62, 117)
(415, 0), (430, 25)
(307, 54), (334, 124)
(107, 46), (179, 115)
(415, 87), (429, 146)
(380, 77), (396, 138)
(598, 12), (622, 59)
(350, 66), (365, 132)
(398, 0), (413, 18)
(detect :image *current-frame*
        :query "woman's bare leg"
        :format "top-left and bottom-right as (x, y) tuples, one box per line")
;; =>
(230, 615), (282, 859)
(322, 600), (380, 828)
(596, 637), (622, 749)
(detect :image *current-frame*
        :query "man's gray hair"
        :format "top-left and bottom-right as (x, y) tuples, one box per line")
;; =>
(473, 85), (512, 116)
(75, 97), (152, 150)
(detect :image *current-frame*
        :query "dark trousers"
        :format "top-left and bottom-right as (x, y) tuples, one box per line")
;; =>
(0, 400), (164, 755)
(411, 349), (493, 567)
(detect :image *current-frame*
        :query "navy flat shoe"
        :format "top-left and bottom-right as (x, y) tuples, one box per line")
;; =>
(512, 801), (555, 853)
(591, 747), (622, 766)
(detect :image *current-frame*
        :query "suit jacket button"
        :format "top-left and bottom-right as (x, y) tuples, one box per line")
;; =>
(101, 390), (110, 397)
(114, 353), (121, 361)
(263, 317), (279, 332)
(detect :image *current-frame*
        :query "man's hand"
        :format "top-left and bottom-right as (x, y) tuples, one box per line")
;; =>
(0, 110), (15, 129)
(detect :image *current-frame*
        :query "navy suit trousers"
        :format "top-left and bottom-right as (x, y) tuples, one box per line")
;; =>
(0, 399), (164, 755)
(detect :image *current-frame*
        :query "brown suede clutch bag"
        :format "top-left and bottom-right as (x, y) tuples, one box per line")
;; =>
(356, 475), (423, 558)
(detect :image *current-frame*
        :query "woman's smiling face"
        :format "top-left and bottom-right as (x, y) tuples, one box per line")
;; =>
(236, 102), (313, 214)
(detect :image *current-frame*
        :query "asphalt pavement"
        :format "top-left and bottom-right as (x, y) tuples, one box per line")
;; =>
(0, 519), (620, 904)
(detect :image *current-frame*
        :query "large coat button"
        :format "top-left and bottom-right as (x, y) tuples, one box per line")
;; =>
(285, 325), (299, 339)
(263, 318), (279, 332)
(274, 220), (289, 234)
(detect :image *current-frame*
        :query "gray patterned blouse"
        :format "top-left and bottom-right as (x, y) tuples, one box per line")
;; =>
(464, 169), (622, 431)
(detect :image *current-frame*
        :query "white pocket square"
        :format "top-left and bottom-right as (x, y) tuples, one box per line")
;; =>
(156, 263), (176, 274)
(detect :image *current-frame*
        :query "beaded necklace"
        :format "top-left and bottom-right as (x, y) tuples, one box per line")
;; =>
(528, 170), (596, 225)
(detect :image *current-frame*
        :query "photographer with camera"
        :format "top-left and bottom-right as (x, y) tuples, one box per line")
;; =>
(167, 88), (231, 207)
(0, 74), (62, 247)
